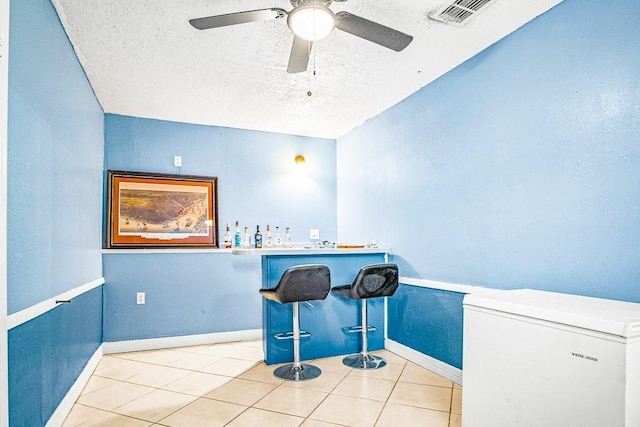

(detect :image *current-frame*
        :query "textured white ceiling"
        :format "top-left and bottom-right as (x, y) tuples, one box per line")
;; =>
(52, 0), (563, 139)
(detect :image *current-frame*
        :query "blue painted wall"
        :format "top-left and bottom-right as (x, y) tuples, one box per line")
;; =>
(7, 0), (640, 420)
(338, 0), (640, 367)
(7, 0), (104, 425)
(104, 114), (337, 243)
(102, 252), (263, 341)
(388, 285), (465, 369)
(103, 114), (337, 341)
(8, 287), (102, 426)
(8, 0), (104, 313)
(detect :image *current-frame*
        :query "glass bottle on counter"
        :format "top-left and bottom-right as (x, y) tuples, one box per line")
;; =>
(224, 223), (232, 248)
(275, 226), (282, 247)
(234, 221), (241, 248)
(243, 226), (251, 248)
(265, 225), (272, 248)
(254, 225), (262, 248)
(285, 227), (292, 248)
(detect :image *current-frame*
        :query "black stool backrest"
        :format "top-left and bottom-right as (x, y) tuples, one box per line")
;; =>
(351, 263), (399, 299)
(269, 264), (331, 304)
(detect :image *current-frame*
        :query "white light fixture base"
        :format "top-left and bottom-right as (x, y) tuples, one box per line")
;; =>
(288, 3), (335, 41)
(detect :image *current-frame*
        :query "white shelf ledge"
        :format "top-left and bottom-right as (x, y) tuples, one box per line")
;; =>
(231, 247), (389, 256)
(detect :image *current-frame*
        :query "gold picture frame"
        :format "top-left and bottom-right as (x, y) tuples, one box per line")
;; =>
(106, 170), (219, 248)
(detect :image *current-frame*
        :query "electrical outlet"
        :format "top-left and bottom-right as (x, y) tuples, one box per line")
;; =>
(136, 292), (145, 305)
(310, 229), (320, 240)
(173, 155), (182, 167)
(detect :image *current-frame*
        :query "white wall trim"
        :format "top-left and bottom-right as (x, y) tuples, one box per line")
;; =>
(7, 277), (105, 329)
(0, 0), (10, 425)
(386, 338), (463, 385)
(45, 344), (103, 427)
(103, 329), (262, 354)
(399, 276), (503, 296)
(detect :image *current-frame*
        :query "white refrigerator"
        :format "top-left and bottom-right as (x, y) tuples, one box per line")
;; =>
(462, 289), (640, 427)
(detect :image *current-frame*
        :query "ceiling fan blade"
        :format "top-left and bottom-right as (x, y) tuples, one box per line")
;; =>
(287, 36), (312, 73)
(189, 8), (286, 30)
(334, 11), (413, 52)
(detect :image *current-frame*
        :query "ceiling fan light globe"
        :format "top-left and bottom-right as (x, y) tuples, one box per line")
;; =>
(288, 4), (335, 41)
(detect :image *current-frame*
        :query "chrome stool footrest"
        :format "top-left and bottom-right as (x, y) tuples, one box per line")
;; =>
(342, 353), (387, 370)
(274, 363), (322, 381)
(331, 263), (398, 371)
(342, 325), (377, 334)
(259, 264), (331, 382)
(273, 331), (311, 340)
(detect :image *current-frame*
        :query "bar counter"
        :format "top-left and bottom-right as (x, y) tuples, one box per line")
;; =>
(233, 247), (389, 364)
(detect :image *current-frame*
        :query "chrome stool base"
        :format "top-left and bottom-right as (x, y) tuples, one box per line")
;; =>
(274, 363), (322, 381)
(342, 353), (387, 370)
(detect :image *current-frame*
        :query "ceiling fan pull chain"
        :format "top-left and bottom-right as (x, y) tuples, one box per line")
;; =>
(307, 44), (316, 97)
(307, 62), (313, 97)
(313, 43), (317, 76)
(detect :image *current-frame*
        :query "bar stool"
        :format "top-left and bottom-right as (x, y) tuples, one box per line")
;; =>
(331, 263), (398, 369)
(259, 264), (331, 381)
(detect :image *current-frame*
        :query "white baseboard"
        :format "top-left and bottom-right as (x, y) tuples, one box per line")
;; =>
(102, 329), (262, 354)
(45, 345), (104, 427)
(385, 338), (462, 385)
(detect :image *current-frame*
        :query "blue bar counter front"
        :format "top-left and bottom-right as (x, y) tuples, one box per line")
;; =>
(253, 249), (388, 364)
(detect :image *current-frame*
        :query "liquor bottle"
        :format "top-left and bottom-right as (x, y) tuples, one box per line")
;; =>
(285, 227), (292, 248)
(254, 225), (263, 248)
(243, 226), (251, 248)
(224, 223), (232, 248)
(265, 225), (272, 248)
(234, 221), (241, 248)
(275, 226), (282, 247)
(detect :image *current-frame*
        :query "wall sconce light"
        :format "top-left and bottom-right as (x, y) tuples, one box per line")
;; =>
(295, 154), (306, 164)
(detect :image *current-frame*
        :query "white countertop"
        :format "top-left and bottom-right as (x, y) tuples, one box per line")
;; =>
(231, 247), (389, 256)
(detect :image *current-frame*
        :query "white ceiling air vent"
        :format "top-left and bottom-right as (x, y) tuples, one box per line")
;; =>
(429, 0), (497, 26)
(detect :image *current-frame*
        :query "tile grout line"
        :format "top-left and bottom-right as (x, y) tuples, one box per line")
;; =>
(95, 356), (203, 425)
(241, 358), (351, 426)
(87, 351), (251, 425)
(66, 345), (460, 427)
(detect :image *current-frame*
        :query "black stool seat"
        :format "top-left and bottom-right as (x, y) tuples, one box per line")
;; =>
(331, 263), (398, 369)
(331, 263), (399, 300)
(259, 264), (330, 381)
(259, 264), (330, 304)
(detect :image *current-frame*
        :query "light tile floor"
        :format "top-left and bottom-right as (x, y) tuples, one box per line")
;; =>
(63, 340), (462, 427)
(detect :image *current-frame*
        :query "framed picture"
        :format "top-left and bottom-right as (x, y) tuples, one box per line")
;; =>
(106, 170), (219, 248)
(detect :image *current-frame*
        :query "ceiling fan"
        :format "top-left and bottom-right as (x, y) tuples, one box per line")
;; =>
(189, 0), (413, 73)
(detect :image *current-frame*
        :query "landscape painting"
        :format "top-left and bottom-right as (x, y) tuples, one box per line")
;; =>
(107, 171), (218, 248)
